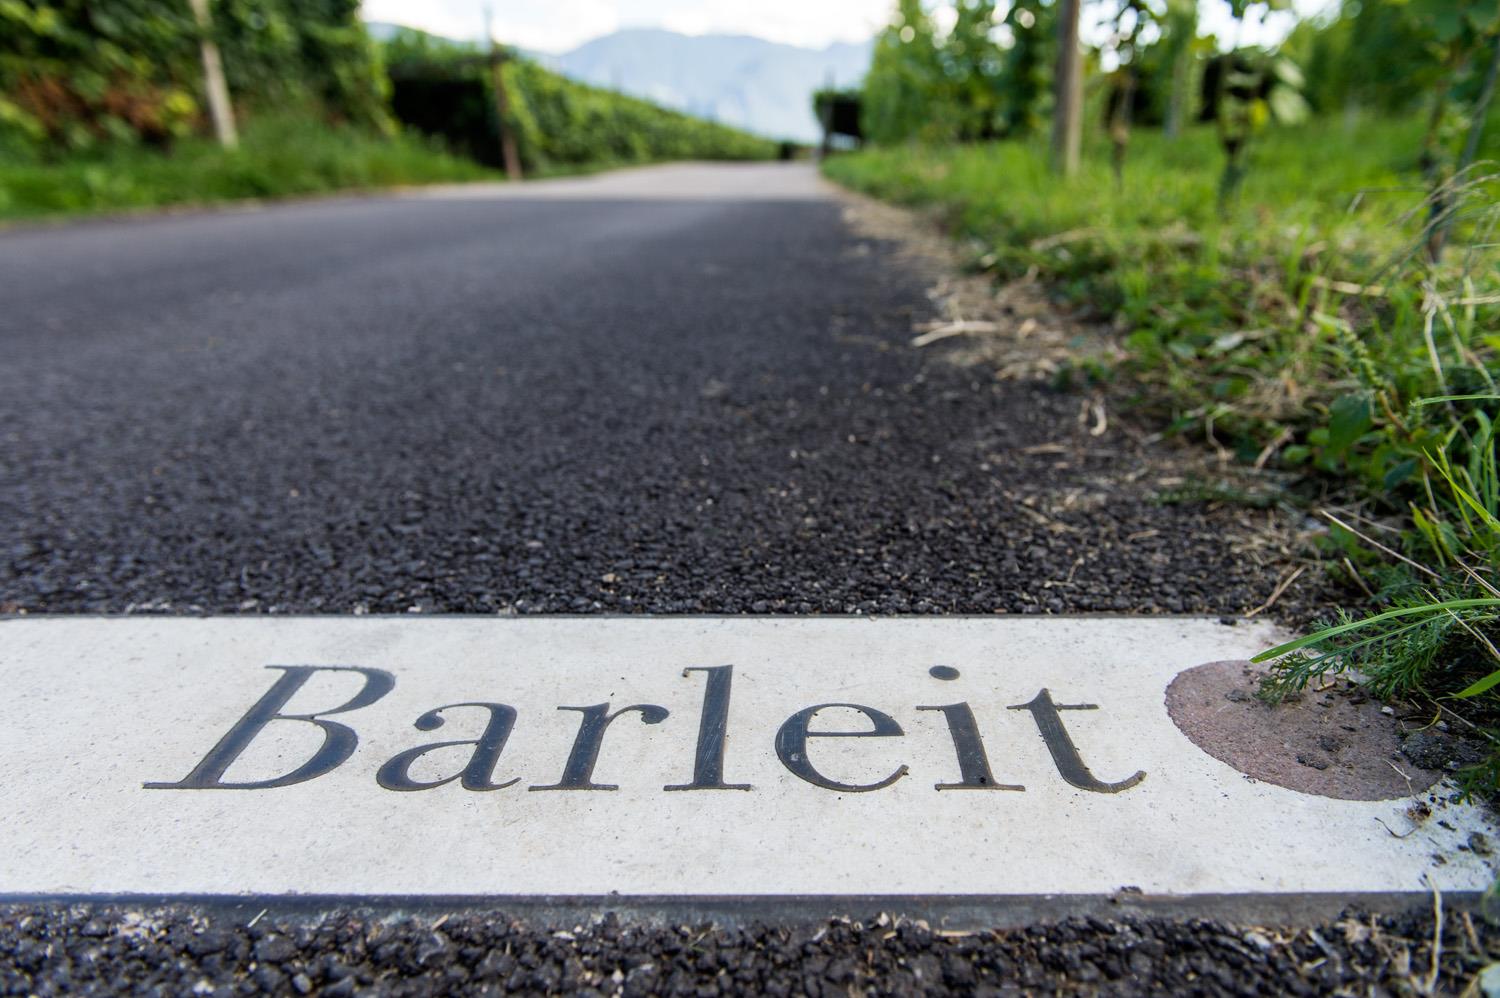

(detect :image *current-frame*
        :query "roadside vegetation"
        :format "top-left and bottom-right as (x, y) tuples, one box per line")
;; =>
(826, 0), (1500, 792)
(0, 3), (773, 221)
(0, 111), (489, 219)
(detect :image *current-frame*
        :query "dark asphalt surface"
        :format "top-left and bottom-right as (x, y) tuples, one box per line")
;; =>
(2, 164), (1282, 617)
(0, 164), (1360, 994)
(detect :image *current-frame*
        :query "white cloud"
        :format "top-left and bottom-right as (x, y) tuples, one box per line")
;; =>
(645, 0), (890, 48)
(1194, 0), (1339, 49)
(362, 0), (1341, 54)
(361, 0), (479, 42)
(361, 0), (892, 52)
(361, 0), (619, 49)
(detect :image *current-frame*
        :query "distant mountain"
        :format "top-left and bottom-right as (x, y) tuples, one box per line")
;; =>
(541, 29), (870, 143)
(364, 22), (410, 44)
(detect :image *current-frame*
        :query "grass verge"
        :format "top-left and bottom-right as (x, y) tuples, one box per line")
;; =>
(825, 116), (1500, 792)
(0, 113), (495, 222)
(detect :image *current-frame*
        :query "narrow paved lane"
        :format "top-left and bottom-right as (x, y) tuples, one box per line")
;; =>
(3, 163), (1269, 615)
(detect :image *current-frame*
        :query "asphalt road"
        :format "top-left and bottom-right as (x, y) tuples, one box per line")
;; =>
(3, 164), (1411, 996)
(1, 163), (1279, 617)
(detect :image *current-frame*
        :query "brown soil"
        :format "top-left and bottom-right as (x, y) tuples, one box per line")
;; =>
(1165, 660), (1443, 801)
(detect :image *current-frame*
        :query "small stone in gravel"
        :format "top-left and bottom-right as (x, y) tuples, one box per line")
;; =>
(254, 934), (296, 963)
(1401, 730), (1488, 771)
(1403, 731), (1452, 769)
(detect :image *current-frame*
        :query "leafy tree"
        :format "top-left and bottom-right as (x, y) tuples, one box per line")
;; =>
(0, 1), (199, 149)
(1401, 1), (1500, 260)
(863, 0), (948, 143)
(996, 0), (1054, 136)
(1299, 0), (1479, 117)
(0, 0), (388, 153)
(1285, 0), (1499, 258)
(1205, 0), (1308, 212)
(864, 0), (1053, 144)
(942, 0), (1008, 140)
(1158, 0), (1200, 137)
(1101, 0), (1156, 186)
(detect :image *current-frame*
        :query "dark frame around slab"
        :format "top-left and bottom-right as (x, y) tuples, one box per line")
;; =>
(0, 892), (1465, 930)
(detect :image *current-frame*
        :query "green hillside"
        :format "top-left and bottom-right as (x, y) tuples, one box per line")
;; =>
(383, 28), (778, 174)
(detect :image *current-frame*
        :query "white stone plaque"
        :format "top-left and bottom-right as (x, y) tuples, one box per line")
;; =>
(0, 617), (1491, 897)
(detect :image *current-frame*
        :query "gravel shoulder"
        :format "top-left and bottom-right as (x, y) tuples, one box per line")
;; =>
(4, 901), (1493, 996)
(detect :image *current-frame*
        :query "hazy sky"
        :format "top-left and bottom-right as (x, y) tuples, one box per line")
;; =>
(361, 0), (892, 52)
(360, 0), (1337, 54)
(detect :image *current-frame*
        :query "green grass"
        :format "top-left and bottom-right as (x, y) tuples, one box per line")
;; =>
(827, 115), (1500, 792)
(831, 117), (1431, 240)
(825, 114), (1498, 479)
(0, 113), (496, 221)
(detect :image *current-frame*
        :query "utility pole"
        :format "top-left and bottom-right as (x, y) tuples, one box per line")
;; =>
(1050, 0), (1082, 177)
(188, 0), (238, 149)
(818, 70), (834, 160)
(484, 5), (524, 181)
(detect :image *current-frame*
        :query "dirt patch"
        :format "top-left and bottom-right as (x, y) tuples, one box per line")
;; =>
(1166, 660), (1442, 800)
